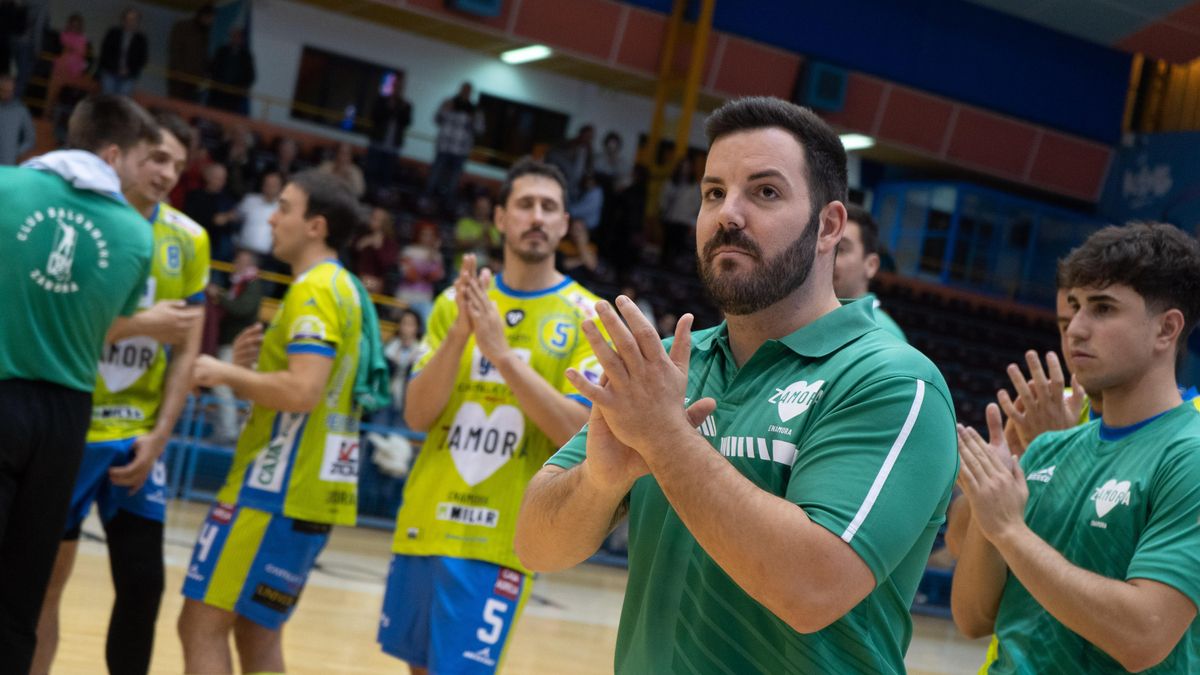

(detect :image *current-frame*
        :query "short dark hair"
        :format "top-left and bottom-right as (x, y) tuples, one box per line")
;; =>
(152, 111), (193, 150)
(288, 170), (361, 251)
(704, 96), (847, 217)
(844, 203), (879, 256)
(67, 95), (160, 154)
(497, 157), (568, 208)
(1060, 221), (1200, 353)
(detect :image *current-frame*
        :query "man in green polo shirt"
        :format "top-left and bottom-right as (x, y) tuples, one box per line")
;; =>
(833, 203), (905, 341)
(954, 222), (1200, 673)
(0, 94), (156, 670)
(515, 96), (958, 674)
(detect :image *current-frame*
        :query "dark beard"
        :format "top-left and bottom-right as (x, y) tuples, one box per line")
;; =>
(697, 209), (820, 316)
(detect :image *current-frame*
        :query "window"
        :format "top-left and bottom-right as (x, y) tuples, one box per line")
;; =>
(475, 94), (569, 168)
(291, 46), (404, 135)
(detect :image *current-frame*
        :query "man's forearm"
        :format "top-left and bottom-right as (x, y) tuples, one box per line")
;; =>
(949, 517), (1008, 638)
(403, 331), (469, 430)
(493, 352), (588, 447)
(640, 428), (873, 633)
(223, 364), (317, 413)
(515, 463), (629, 572)
(151, 318), (204, 444)
(992, 524), (1181, 668)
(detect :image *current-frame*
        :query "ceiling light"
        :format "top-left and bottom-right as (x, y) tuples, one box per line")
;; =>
(839, 133), (875, 151)
(501, 45), (552, 64)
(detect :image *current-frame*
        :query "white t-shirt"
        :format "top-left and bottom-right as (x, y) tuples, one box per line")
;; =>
(237, 194), (276, 255)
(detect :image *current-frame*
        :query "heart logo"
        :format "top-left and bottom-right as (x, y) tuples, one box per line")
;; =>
(1093, 479), (1131, 518)
(505, 309), (525, 327)
(773, 380), (825, 422)
(98, 336), (159, 392)
(448, 403), (525, 487)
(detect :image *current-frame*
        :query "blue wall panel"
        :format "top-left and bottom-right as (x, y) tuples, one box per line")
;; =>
(621, 0), (1130, 143)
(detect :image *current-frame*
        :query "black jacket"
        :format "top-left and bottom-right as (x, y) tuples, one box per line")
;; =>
(98, 28), (148, 78)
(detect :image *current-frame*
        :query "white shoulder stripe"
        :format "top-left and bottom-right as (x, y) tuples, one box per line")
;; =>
(841, 379), (926, 543)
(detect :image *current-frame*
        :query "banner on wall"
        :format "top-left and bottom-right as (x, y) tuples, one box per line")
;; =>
(1099, 131), (1200, 237)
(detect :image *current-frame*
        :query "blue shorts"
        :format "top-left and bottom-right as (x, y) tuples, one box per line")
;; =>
(63, 437), (168, 535)
(181, 502), (331, 630)
(378, 555), (533, 674)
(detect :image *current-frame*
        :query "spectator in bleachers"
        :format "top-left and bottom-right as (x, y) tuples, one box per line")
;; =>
(382, 308), (424, 426)
(216, 124), (257, 198)
(423, 81), (483, 212)
(205, 248), (264, 444)
(45, 13), (89, 116)
(184, 162), (239, 264)
(97, 8), (147, 96)
(366, 72), (412, 192)
(569, 171), (604, 233)
(352, 206), (400, 294)
(168, 128), (210, 207)
(5, 0), (45, 98)
(395, 221), (445, 320)
(318, 141), (366, 198)
(594, 131), (629, 192)
(605, 162), (648, 276)
(453, 193), (499, 267)
(0, 72), (34, 165)
(265, 135), (307, 181)
(167, 3), (213, 102)
(594, 131), (628, 255)
(558, 216), (599, 278)
(658, 155), (700, 270)
(235, 170), (281, 258)
(546, 124), (595, 202)
(207, 28), (255, 115)
(833, 203), (906, 341)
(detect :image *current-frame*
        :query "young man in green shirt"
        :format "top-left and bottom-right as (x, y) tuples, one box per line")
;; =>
(32, 111), (209, 675)
(0, 94), (157, 671)
(954, 222), (1200, 673)
(515, 96), (958, 674)
(833, 203), (905, 341)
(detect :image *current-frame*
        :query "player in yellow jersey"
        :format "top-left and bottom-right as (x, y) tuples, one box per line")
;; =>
(378, 158), (601, 674)
(32, 112), (208, 675)
(179, 171), (367, 673)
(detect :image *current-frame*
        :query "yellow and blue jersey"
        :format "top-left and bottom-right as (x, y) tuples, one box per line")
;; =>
(217, 260), (364, 526)
(392, 275), (602, 573)
(89, 203), (210, 442)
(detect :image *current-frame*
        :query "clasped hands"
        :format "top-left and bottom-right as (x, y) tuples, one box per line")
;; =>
(566, 295), (715, 491)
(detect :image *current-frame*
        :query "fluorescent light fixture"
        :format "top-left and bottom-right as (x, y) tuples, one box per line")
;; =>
(839, 133), (875, 151)
(501, 45), (552, 64)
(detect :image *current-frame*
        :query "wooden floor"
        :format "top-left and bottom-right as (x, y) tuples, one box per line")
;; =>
(50, 500), (989, 674)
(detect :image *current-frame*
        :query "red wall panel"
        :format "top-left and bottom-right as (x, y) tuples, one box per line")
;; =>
(710, 37), (800, 99)
(876, 88), (955, 155)
(946, 109), (1038, 179)
(511, 0), (624, 61)
(614, 7), (665, 74)
(1028, 133), (1112, 201)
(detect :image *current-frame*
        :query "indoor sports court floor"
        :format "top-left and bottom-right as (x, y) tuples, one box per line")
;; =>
(53, 500), (990, 673)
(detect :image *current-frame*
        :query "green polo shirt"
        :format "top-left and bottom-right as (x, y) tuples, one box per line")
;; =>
(547, 296), (958, 674)
(988, 403), (1200, 674)
(0, 166), (151, 392)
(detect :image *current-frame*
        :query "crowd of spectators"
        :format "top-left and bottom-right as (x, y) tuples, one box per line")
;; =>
(1, 4), (740, 427)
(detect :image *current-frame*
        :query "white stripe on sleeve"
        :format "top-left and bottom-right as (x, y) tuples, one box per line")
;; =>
(841, 379), (926, 543)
